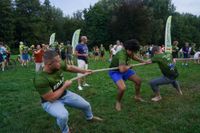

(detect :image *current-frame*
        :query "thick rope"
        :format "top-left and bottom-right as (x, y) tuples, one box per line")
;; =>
(70, 57), (200, 81)
(70, 62), (149, 81)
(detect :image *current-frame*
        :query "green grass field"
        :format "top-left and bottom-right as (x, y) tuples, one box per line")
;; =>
(0, 56), (200, 133)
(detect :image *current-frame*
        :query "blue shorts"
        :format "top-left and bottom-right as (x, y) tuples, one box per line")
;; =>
(22, 53), (29, 61)
(109, 69), (135, 83)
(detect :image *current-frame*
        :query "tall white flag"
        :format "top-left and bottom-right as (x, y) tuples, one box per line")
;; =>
(49, 33), (56, 46)
(165, 16), (172, 53)
(72, 29), (81, 54)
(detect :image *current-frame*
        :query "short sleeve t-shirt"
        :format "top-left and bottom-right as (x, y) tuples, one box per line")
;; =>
(172, 46), (179, 53)
(34, 49), (44, 63)
(151, 53), (179, 79)
(0, 46), (6, 54)
(109, 49), (130, 68)
(34, 62), (67, 96)
(75, 43), (88, 62)
(182, 47), (189, 54)
(5, 45), (10, 52)
(19, 44), (24, 54)
(194, 52), (200, 59)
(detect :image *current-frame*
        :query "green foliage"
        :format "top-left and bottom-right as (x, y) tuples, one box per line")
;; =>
(172, 13), (200, 47)
(0, 0), (200, 49)
(15, 0), (44, 44)
(0, 0), (14, 44)
(110, 0), (153, 45)
(63, 17), (84, 43)
(83, 1), (115, 47)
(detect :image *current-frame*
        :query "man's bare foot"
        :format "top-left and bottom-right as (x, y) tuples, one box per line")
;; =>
(151, 96), (162, 102)
(134, 96), (145, 102)
(176, 87), (183, 95)
(115, 101), (122, 111)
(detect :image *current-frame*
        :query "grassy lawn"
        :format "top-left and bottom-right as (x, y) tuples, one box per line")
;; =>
(0, 56), (200, 133)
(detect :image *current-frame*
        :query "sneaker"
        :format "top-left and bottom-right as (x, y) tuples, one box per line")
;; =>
(134, 96), (145, 102)
(151, 96), (162, 102)
(115, 101), (122, 111)
(78, 86), (83, 90)
(88, 116), (103, 122)
(83, 83), (90, 87)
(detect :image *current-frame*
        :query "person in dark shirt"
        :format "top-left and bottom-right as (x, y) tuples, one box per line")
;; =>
(75, 36), (90, 90)
(182, 42), (190, 66)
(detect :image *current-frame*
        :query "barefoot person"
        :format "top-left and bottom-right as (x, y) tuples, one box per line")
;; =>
(149, 46), (182, 102)
(34, 50), (102, 133)
(108, 39), (146, 111)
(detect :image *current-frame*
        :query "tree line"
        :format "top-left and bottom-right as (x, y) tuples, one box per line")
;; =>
(0, 0), (200, 50)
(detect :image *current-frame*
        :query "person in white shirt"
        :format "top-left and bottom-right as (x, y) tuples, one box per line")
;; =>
(115, 40), (123, 53)
(194, 51), (200, 64)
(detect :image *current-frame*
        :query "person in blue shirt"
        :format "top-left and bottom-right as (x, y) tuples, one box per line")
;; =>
(75, 36), (90, 90)
(0, 42), (7, 71)
(182, 42), (190, 66)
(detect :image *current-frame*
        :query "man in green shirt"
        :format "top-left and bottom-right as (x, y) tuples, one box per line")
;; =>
(34, 50), (102, 133)
(149, 46), (183, 102)
(108, 39), (146, 111)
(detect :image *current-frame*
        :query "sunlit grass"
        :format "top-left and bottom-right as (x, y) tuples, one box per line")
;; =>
(0, 55), (200, 133)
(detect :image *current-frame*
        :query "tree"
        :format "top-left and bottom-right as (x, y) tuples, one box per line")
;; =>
(41, 0), (68, 43)
(40, 0), (53, 43)
(0, 0), (14, 45)
(83, 0), (122, 48)
(172, 13), (200, 47)
(110, 0), (153, 45)
(50, 7), (65, 42)
(15, 0), (43, 44)
(63, 17), (84, 43)
(0, 0), (199, 50)
(144, 0), (176, 44)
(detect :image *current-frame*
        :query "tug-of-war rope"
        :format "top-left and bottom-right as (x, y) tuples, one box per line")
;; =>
(70, 63), (149, 81)
(70, 57), (199, 82)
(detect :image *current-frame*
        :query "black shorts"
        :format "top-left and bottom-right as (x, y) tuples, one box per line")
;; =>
(100, 52), (104, 57)
(61, 52), (66, 60)
(94, 52), (99, 56)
